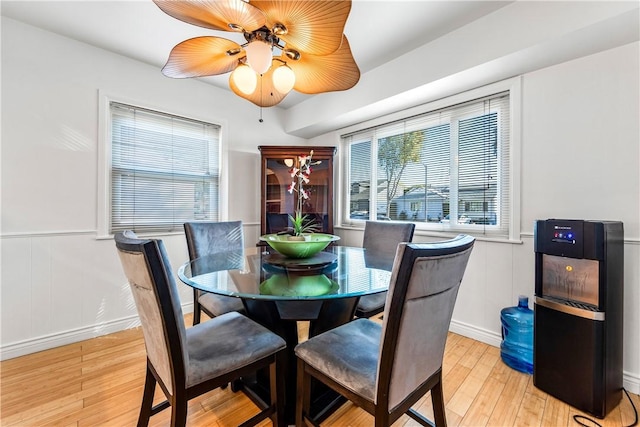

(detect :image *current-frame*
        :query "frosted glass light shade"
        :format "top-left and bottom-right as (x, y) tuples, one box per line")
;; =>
(272, 64), (296, 94)
(231, 64), (257, 94)
(245, 40), (272, 74)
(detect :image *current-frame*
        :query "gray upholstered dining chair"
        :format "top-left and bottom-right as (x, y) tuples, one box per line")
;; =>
(295, 234), (475, 427)
(184, 221), (246, 325)
(114, 231), (286, 427)
(355, 220), (416, 318)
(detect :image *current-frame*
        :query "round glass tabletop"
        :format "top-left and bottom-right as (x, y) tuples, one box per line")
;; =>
(178, 245), (393, 301)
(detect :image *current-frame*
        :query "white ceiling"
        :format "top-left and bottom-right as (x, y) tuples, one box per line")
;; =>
(0, 0), (511, 109)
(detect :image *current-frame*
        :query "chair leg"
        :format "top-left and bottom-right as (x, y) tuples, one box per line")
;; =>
(431, 376), (447, 427)
(137, 363), (156, 427)
(296, 358), (311, 427)
(270, 354), (286, 427)
(170, 392), (188, 427)
(230, 378), (243, 392)
(374, 406), (391, 427)
(192, 289), (201, 325)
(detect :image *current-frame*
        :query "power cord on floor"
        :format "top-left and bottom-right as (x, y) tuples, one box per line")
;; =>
(572, 388), (638, 427)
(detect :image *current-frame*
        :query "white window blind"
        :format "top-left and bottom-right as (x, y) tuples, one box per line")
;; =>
(110, 102), (220, 233)
(343, 92), (510, 237)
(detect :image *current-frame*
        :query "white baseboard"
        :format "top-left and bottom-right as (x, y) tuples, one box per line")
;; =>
(0, 315), (141, 361)
(0, 303), (194, 361)
(623, 372), (640, 395)
(449, 319), (640, 395)
(450, 319), (502, 348)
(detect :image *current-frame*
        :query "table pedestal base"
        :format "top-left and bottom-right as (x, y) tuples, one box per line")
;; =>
(241, 297), (359, 424)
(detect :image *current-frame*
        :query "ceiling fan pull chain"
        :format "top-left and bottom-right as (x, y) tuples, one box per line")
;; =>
(259, 74), (264, 123)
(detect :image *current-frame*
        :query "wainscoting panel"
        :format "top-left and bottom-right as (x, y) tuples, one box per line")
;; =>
(0, 232), (192, 360)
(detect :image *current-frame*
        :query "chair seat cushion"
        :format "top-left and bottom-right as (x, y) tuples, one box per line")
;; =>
(186, 311), (285, 387)
(199, 292), (245, 316)
(356, 292), (387, 313)
(295, 319), (381, 403)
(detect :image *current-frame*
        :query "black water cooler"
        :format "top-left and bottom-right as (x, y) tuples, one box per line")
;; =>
(533, 219), (623, 418)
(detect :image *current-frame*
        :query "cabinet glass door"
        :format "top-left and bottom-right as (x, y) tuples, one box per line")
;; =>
(260, 146), (334, 237)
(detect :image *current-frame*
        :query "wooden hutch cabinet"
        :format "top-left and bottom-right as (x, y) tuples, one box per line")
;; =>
(259, 146), (336, 236)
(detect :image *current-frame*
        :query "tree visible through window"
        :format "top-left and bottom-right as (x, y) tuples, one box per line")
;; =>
(378, 131), (422, 218)
(109, 102), (220, 233)
(343, 92), (510, 237)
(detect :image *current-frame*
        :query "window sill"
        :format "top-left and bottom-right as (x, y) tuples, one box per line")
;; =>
(335, 224), (523, 245)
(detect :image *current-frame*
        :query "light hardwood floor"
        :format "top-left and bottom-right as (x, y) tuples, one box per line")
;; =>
(1, 314), (638, 426)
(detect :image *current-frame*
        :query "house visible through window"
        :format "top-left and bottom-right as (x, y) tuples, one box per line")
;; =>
(343, 91), (511, 237)
(109, 102), (220, 233)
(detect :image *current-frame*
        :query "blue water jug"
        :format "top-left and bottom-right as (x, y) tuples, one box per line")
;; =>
(500, 295), (534, 374)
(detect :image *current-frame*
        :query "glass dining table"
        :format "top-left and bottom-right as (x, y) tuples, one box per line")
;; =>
(178, 245), (393, 423)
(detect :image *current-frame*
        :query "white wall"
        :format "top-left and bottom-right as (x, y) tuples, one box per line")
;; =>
(0, 17), (306, 358)
(321, 42), (640, 393)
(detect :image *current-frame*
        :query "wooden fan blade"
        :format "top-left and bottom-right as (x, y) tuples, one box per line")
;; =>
(287, 35), (360, 94)
(251, 0), (351, 55)
(229, 62), (288, 107)
(162, 37), (242, 78)
(153, 0), (265, 32)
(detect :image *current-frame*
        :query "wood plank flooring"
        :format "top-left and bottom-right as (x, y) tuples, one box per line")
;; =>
(1, 314), (638, 426)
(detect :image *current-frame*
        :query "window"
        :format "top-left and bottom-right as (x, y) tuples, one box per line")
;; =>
(342, 91), (512, 238)
(108, 102), (220, 233)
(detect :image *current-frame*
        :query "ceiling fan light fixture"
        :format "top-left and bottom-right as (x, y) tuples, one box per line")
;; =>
(283, 48), (300, 61)
(272, 64), (295, 94)
(272, 23), (287, 36)
(154, 0), (359, 108)
(244, 40), (272, 74)
(231, 63), (257, 95)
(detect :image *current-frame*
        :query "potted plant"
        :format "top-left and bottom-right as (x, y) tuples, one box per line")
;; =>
(288, 212), (318, 240)
(287, 150), (320, 240)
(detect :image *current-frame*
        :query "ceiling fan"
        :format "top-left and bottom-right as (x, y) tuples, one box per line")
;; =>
(153, 0), (361, 107)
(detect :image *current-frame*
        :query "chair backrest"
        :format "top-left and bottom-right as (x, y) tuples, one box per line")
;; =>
(362, 221), (415, 270)
(115, 231), (188, 395)
(376, 234), (475, 410)
(184, 220), (244, 260)
(184, 221), (245, 273)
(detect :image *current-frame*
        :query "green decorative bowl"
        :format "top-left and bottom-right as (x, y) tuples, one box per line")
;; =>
(260, 274), (339, 297)
(259, 233), (340, 259)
